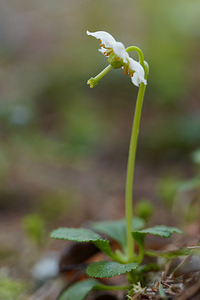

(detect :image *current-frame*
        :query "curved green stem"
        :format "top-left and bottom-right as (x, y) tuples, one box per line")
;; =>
(126, 46), (144, 68)
(125, 82), (146, 261)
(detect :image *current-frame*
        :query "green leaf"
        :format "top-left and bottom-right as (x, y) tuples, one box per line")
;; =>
(136, 263), (160, 274)
(93, 239), (115, 259)
(158, 283), (167, 300)
(132, 226), (183, 262)
(92, 217), (145, 249)
(133, 225), (183, 238)
(50, 228), (103, 242)
(50, 228), (116, 259)
(131, 231), (146, 263)
(146, 246), (200, 259)
(132, 231), (146, 248)
(86, 261), (138, 278)
(59, 279), (98, 300)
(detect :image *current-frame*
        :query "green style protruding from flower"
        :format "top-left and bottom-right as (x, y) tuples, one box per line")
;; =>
(87, 78), (98, 88)
(87, 64), (112, 88)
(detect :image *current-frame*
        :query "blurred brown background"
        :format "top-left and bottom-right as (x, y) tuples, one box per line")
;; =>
(0, 0), (200, 298)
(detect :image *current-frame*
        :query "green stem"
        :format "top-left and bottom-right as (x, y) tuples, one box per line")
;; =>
(126, 46), (144, 68)
(95, 284), (129, 291)
(125, 82), (146, 261)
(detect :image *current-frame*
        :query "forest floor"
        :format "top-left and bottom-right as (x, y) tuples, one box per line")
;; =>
(0, 157), (200, 300)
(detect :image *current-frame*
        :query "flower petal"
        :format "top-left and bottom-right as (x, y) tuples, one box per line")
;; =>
(86, 30), (116, 48)
(128, 57), (147, 86)
(112, 42), (129, 63)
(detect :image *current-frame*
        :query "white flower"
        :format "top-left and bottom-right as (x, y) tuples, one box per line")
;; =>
(86, 30), (129, 64)
(87, 30), (147, 87)
(126, 57), (147, 87)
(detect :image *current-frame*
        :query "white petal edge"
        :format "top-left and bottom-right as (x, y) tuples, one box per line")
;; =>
(86, 30), (116, 48)
(131, 73), (147, 86)
(128, 57), (147, 86)
(112, 42), (129, 63)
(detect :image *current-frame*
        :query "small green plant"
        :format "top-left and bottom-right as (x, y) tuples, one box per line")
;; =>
(0, 270), (28, 300)
(22, 213), (46, 247)
(51, 31), (184, 300)
(135, 199), (154, 222)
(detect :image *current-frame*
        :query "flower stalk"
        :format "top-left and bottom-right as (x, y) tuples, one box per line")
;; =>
(125, 81), (146, 261)
(124, 47), (148, 261)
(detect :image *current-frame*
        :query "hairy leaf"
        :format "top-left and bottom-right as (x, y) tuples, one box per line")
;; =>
(59, 279), (98, 300)
(132, 231), (146, 248)
(86, 261), (138, 278)
(50, 228), (103, 242)
(93, 239), (115, 259)
(50, 228), (116, 259)
(133, 225), (183, 239)
(92, 217), (145, 249)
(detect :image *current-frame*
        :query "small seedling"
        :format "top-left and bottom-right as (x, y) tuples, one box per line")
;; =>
(51, 31), (185, 300)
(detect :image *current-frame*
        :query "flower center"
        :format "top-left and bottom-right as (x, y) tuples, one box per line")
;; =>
(99, 43), (124, 69)
(123, 63), (134, 77)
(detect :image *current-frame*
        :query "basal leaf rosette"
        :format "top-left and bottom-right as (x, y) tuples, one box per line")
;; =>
(92, 217), (145, 250)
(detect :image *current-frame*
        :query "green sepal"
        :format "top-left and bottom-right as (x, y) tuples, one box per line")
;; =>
(108, 52), (124, 69)
(86, 261), (138, 278)
(59, 279), (98, 300)
(92, 217), (145, 250)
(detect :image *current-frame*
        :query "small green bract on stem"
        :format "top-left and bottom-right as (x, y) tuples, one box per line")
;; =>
(50, 30), (184, 300)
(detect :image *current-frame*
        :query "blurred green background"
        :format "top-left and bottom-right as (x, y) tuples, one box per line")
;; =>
(0, 1), (200, 296)
(0, 0), (200, 230)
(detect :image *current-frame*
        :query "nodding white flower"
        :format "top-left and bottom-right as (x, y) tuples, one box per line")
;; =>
(124, 57), (147, 87)
(87, 30), (147, 87)
(86, 30), (129, 64)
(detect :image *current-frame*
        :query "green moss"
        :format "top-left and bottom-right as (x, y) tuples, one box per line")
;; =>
(0, 274), (28, 300)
